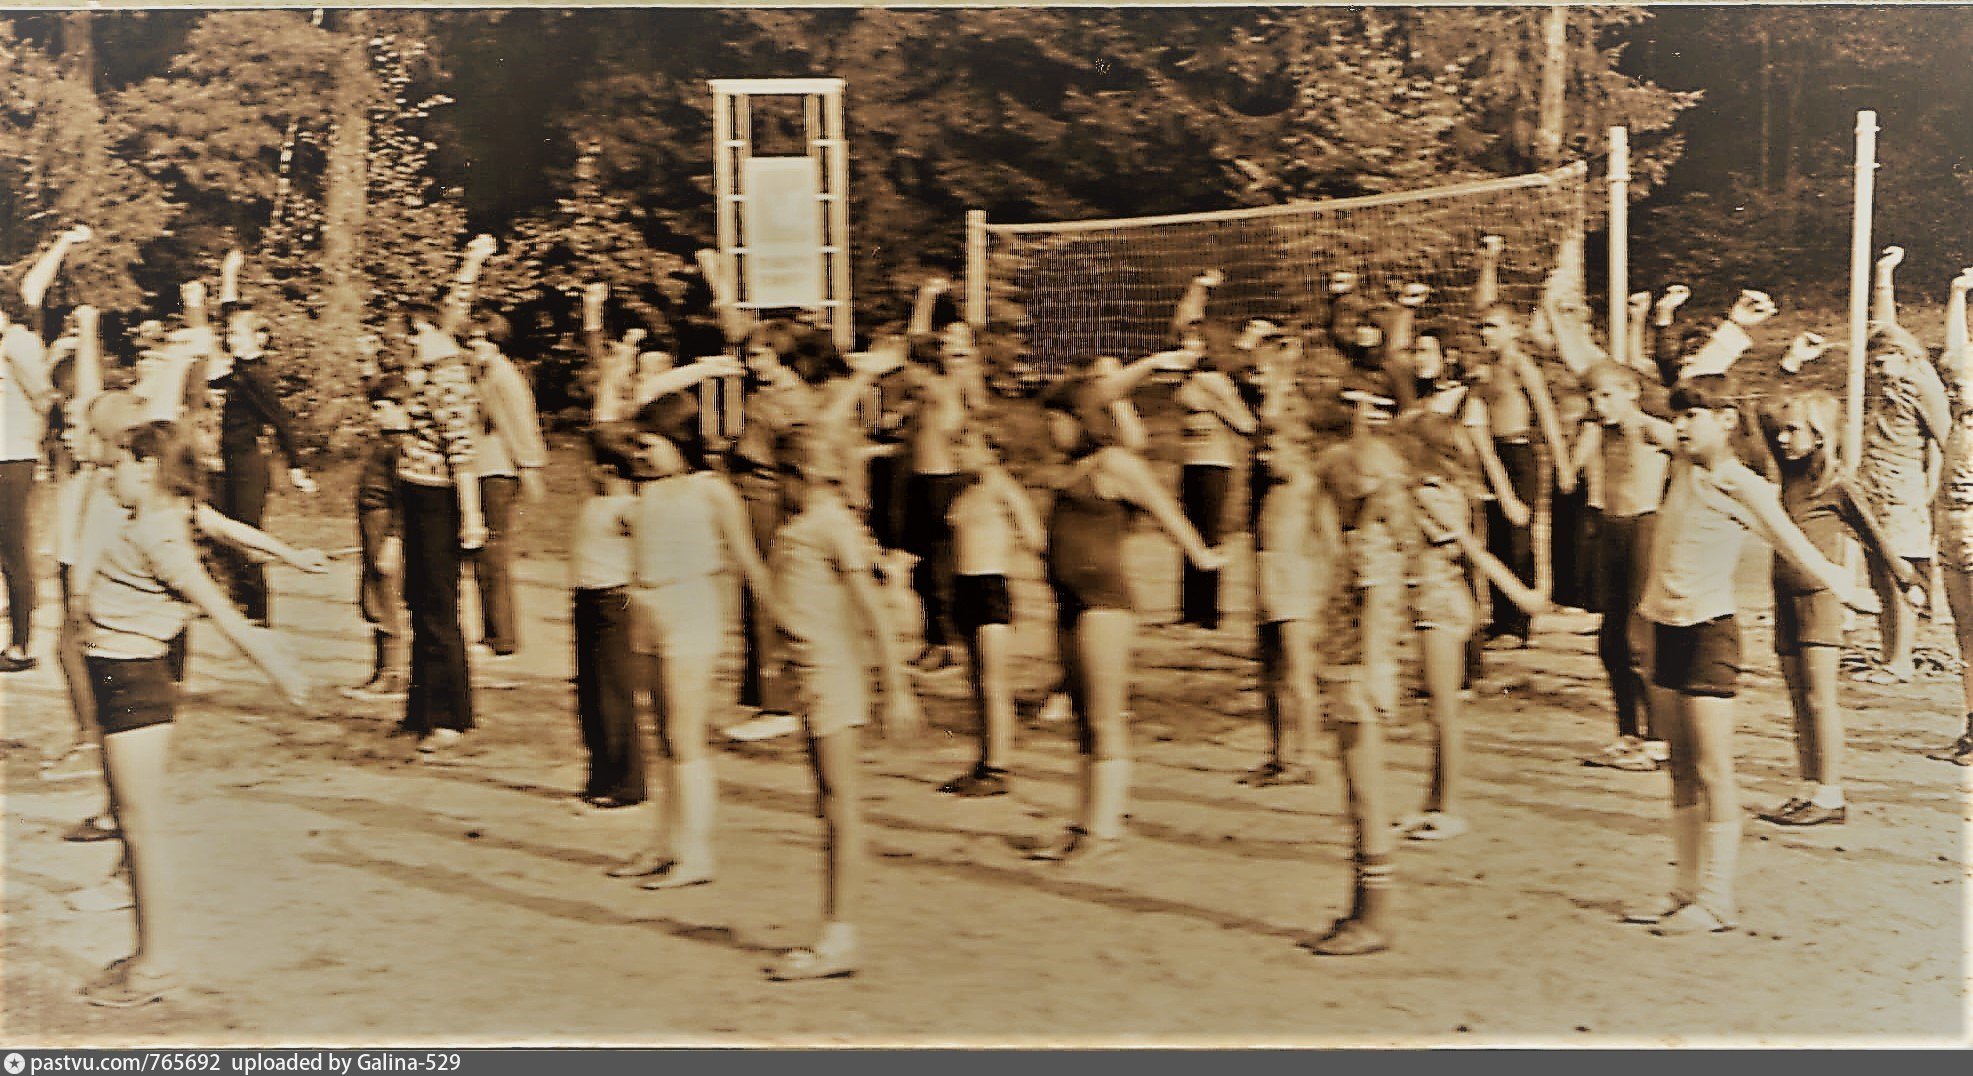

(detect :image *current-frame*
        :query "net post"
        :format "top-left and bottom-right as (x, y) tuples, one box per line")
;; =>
(1847, 110), (1878, 468)
(1607, 126), (1630, 369)
(965, 209), (988, 329)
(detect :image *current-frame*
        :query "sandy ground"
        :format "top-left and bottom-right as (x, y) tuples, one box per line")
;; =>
(3, 447), (1969, 1048)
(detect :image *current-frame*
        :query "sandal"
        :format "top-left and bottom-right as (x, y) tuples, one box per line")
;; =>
(1604, 748), (1661, 773)
(1242, 762), (1316, 788)
(605, 851), (675, 879)
(1650, 903), (1734, 937)
(1851, 666), (1913, 686)
(80, 958), (175, 1008)
(765, 946), (857, 982)
(1622, 897), (1687, 925)
(1755, 798), (1810, 824)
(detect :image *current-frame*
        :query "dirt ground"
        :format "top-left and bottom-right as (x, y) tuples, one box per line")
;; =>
(3, 443), (1968, 1048)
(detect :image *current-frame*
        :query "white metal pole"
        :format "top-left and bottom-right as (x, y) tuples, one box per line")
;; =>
(965, 209), (987, 329)
(1848, 110), (1878, 467)
(1608, 126), (1630, 370)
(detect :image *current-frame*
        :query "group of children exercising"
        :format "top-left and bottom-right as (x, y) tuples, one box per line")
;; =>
(8, 221), (1972, 1006)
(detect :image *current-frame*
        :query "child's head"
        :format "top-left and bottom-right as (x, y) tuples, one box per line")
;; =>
(1763, 390), (1843, 472)
(366, 374), (412, 433)
(632, 390), (706, 474)
(1477, 305), (1519, 353)
(1583, 361), (1643, 425)
(957, 428), (1000, 475)
(786, 330), (849, 386)
(1867, 322), (1927, 377)
(1668, 374), (1742, 463)
(784, 427), (852, 493)
(1040, 376), (1119, 458)
(114, 420), (203, 508)
(586, 420), (658, 483)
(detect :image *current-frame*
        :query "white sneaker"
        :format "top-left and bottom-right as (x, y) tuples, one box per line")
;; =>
(416, 729), (468, 759)
(65, 880), (135, 914)
(724, 712), (802, 743)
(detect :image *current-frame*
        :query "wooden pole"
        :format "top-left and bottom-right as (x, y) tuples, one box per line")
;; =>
(1608, 126), (1630, 370)
(1538, 6), (1567, 169)
(965, 209), (988, 329)
(1847, 110), (1877, 466)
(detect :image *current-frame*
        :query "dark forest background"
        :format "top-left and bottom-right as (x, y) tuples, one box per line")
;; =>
(4, 5), (1970, 433)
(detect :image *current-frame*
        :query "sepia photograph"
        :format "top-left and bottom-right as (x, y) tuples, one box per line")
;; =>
(0, 0), (1968, 1051)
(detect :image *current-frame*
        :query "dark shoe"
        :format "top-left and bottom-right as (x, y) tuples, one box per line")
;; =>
(1755, 798), (1810, 824)
(1028, 827), (1120, 865)
(62, 815), (121, 843)
(1770, 801), (1846, 827)
(1924, 733), (1973, 765)
(1241, 762), (1316, 788)
(938, 766), (1010, 798)
(0, 650), (38, 673)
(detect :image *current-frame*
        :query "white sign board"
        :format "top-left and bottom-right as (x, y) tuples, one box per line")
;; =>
(742, 156), (826, 309)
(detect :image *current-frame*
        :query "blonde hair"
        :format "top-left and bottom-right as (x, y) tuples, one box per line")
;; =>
(1763, 390), (1846, 496)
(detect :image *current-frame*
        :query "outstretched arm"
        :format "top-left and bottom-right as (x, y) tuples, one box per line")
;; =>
(21, 225), (90, 311)
(145, 513), (311, 708)
(1721, 470), (1864, 607)
(1107, 450), (1222, 569)
(192, 505), (328, 574)
(1417, 488), (1552, 615)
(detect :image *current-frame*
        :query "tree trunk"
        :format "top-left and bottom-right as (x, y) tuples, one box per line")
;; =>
(1537, 5), (1567, 168)
(1757, 23), (1773, 191)
(322, 10), (372, 371)
(58, 12), (106, 273)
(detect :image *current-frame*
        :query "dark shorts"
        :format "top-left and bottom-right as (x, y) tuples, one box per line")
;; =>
(86, 654), (179, 736)
(953, 573), (1013, 635)
(1773, 588), (1843, 656)
(1651, 615), (1741, 699)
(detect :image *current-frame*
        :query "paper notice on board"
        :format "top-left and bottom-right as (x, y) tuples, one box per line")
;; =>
(743, 156), (826, 309)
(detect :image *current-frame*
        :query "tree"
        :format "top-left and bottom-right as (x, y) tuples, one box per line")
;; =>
(0, 17), (176, 312)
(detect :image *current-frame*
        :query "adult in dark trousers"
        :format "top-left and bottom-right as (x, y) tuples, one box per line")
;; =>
(207, 249), (317, 626)
(463, 314), (547, 660)
(0, 225), (85, 672)
(394, 235), (495, 758)
(1165, 271), (1256, 631)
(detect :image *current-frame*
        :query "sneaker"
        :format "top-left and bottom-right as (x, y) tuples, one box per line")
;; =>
(1755, 797), (1810, 824)
(1641, 740), (1671, 764)
(1401, 812), (1470, 842)
(1301, 917), (1391, 956)
(724, 711), (802, 743)
(1650, 903), (1734, 936)
(938, 766), (1010, 798)
(416, 728), (467, 759)
(41, 744), (102, 783)
(1768, 801), (1846, 827)
(62, 814), (121, 843)
(344, 676), (409, 702)
(1482, 634), (1528, 652)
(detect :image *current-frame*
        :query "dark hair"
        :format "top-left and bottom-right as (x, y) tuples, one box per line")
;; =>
(124, 421), (205, 501)
(468, 310), (513, 348)
(586, 421), (647, 481)
(907, 333), (945, 371)
(928, 291), (963, 333)
(366, 373), (411, 405)
(1668, 373), (1739, 414)
(400, 299), (441, 329)
(786, 332), (849, 386)
(633, 392), (707, 471)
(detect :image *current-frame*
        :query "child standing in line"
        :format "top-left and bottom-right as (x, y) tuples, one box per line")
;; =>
(936, 429), (1046, 797)
(765, 431), (923, 981)
(1931, 267), (1973, 766)
(341, 376), (412, 701)
(1756, 391), (1921, 825)
(75, 419), (310, 1007)
(1245, 394), (1322, 788)
(1624, 375), (1867, 937)
(1030, 375), (1225, 866)
(605, 391), (772, 890)
(1300, 420), (1414, 956)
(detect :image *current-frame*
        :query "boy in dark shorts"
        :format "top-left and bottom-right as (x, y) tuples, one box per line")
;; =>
(342, 376), (412, 700)
(1627, 375), (1867, 937)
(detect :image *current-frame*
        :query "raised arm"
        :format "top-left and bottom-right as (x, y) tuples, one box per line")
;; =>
(21, 225), (90, 311)
(693, 248), (750, 347)
(220, 248), (245, 307)
(1680, 291), (1772, 381)
(908, 277), (949, 337)
(1474, 235), (1503, 311)
(438, 234), (497, 338)
(1945, 268), (1972, 387)
(1651, 284), (1692, 387)
(1170, 270), (1222, 340)
(1626, 292), (1652, 374)
(1872, 245), (1903, 328)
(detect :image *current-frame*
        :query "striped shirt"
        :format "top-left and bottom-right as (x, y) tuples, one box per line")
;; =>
(397, 355), (479, 488)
